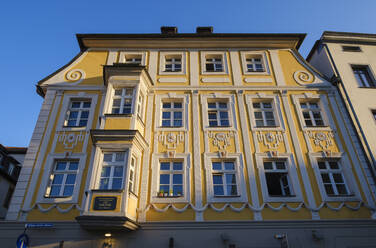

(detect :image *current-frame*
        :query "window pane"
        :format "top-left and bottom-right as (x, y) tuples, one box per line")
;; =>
(160, 185), (169, 193)
(336, 184), (348, 195)
(115, 152), (125, 161)
(219, 103), (227, 109)
(83, 102), (91, 108)
(56, 162), (67, 171)
(160, 162), (170, 170)
(256, 120), (264, 127)
(219, 111), (228, 118)
(254, 112), (262, 119)
(113, 99), (121, 107)
(112, 178), (122, 189)
(276, 162), (285, 170)
(71, 102), (81, 108)
(212, 162), (222, 170)
(81, 111), (89, 118)
(173, 174), (182, 184)
(265, 112), (274, 119)
(162, 112), (171, 118)
(263, 102), (272, 108)
(224, 162), (234, 170)
(213, 175), (223, 184)
(52, 174), (63, 184)
(103, 153), (113, 162)
(99, 178), (109, 190)
(68, 111), (78, 119)
(50, 186), (61, 196)
(173, 185), (183, 196)
(329, 162), (339, 169)
(318, 162), (326, 169)
(324, 184), (334, 195)
(68, 162), (78, 170)
(214, 186), (224, 195)
(79, 120), (87, 126)
(321, 173), (330, 183)
(253, 102), (261, 108)
(162, 120), (171, 126)
(174, 120), (182, 127)
(266, 120), (276, 126)
(225, 174), (236, 184)
(208, 102), (216, 109)
(101, 167), (111, 177)
(263, 162), (273, 170)
(114, 166), (123, 177)
(114, 89), (122, 96)
(174, 111), (182, 119)
(220, 120), (229, 126)
(174, 102), (182, 108)
(208, 113), (217, 120)
(65, 174), (76, 184)
(163, 102), (171, 108)
(63, 185), (74, 196)
(160, 174), (170, 184)
(209, 121), (218, 126)
(333, 173), (344, 183)
(173, 162), (183, 170)
(227, 185), (237, 195)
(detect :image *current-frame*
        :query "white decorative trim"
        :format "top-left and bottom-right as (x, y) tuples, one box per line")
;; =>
(158, 51), (186, 75)
(190, 51), (200, 87)
(239, 50), (270, 75)
(244, 78), (273, 83)
(150, 153), (191, 204)
(21, 203), (83, 213)
(36, 153), (87, 204)
(65, 69), (85, 85)
(200, 51), (229, 75)
(57, 131), (85, 149)
(158, 77), (187, 83)
(255, 153), (304, 203)
(269, 50), (286, 86)
(293, 70), (314, 85)
(203, 153), (248, 203)
(106, 50), (118, 65)
(201, 77), (230, 83)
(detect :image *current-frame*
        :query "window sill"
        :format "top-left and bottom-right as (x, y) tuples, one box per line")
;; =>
(358, 86), (376, 89)
(91, 189), (124, 193)
(44, 196), (72, 199)
(214, 195), (241, 198)
(156, 195), (183, 198)
(104, 113), (133, 118)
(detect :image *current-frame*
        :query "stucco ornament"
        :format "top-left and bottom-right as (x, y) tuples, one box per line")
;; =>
(58, 131), (85, 149)
(307, 131), (334, 150)
(257, 131), (283, 149)
(65, 69), (85, 84)
(158, 132), (184, 149)
(208, 131), (234, 151)
(293, 70), (313, 84)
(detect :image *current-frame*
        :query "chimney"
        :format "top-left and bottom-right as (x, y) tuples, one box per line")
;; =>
(161, 26), (178, 35)
(196, 26), (213, 34)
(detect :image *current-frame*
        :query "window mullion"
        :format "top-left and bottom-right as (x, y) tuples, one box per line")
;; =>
(328, 172), (338, 195)
(60, 173), (67, 196)
(309, 110), (316, 126)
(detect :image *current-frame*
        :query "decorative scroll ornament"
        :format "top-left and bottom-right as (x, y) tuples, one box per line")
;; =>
(307, 131), (334, 150)
(58, 131), (85, 149)
(293, 70), (313, 84)
(158, 132), (184, 149)
(208, 131), (234, 151)
(65, 69), (85, 84)
(257, 131), (283, 149)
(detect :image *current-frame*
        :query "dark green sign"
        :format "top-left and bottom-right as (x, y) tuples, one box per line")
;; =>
(93, 197), (117, 210)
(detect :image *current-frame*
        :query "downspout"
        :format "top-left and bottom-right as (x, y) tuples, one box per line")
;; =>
(322, 43), (376, 182)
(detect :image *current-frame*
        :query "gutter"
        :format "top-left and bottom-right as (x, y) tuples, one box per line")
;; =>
(322, 43), (376, 182)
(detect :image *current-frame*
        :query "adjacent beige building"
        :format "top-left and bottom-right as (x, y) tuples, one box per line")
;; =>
(307, 31), (376, 194)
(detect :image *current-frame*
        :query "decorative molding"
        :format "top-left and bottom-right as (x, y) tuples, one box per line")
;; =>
(21, 203), (83, 213)
(306, 131), (334, 151)
(201, 77), (230, 83)
(158, 77), (187, 83)
(158, 132), (185, 150)
(57, 131), (86, 149)
(256, 131), (284, 149)
(65, 69), (85, 84)
(244, 77), (273, 83)
(207, 131), (234, 152)
(293, 70), (313, 85)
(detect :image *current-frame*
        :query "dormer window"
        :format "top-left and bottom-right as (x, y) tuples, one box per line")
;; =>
(125, 55), (142, 64)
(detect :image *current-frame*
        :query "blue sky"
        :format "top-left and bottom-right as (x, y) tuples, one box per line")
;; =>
(1, 0), (376, 147)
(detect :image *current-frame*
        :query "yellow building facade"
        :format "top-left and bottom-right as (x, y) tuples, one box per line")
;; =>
(3, 28), (376, 247)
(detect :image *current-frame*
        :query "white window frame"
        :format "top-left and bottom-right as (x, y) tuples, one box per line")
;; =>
(45, 160), (79, 198)
(155, 93), (189, 131)
(204, 153), (247, 203)
(240, 51), (270, 75)
(161, 101), (184, 128)
(37, 153), (87, 204)
(110, 87), (135, 115)
(57, 93), (98, 132)
(159, 51), (186, 75)
(201, 93), (236, 130)
(128, 155), (138, 195)
(136, 92), (145, 120)
(351, 64), (376, 88)
(308, 152), (360, 202)
(292, 94), (331, 131)
(211, 160), (238, 197)
(255, 153), (303, 202)
(64, 100), (92, 127)
(200, 51), (229, 75)
(119, 51), (147, 66)
(150, 153), (190, 203)
(98, 151), (128, 190)
(246, 93), (284, 130)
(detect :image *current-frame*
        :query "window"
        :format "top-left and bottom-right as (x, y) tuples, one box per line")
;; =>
(165, 56), (182, 72)
(352, 65), (375, 87)
(208, 101), (230, 127)
(128, 156), (137, 194)
(300, 102), (324, 127)
(137, 93), (144, 119)
(342, 46), (361, 52)
(161, 102), (183, 127)
(99, 152), (126, 190)
(212, 161), (238, 196)
(8, 163), (15, 177)
(318, 160), (349, 196)
(111, 88), (134, 114)
(64, 100), (91, 127)
(263, 161), (292, 197)
(45, 161), (78, 197)
(125, 55), (142, 64)
(205, 55), (223, 72)
(253, 101), (276, 127)
(158, 161), (183, 197)
(246, 56), (264, 72)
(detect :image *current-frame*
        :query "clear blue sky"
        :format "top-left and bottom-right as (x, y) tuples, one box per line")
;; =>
(1, 0), (376, 147)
